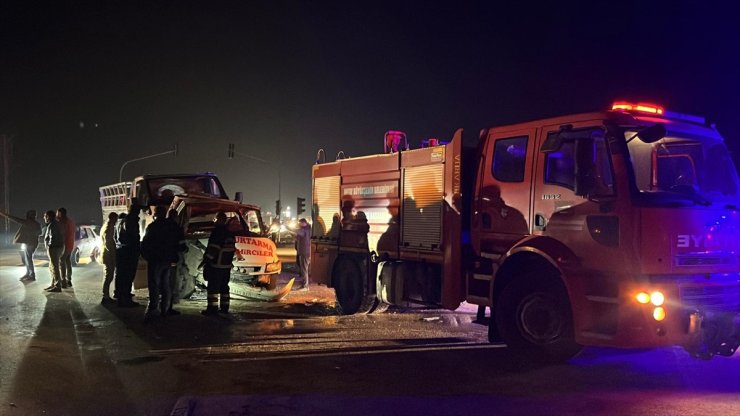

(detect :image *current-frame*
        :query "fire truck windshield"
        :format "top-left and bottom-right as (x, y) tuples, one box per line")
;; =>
(625, 129), (740, 205)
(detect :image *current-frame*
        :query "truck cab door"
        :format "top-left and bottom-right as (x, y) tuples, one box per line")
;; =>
(468, 128), (536, 305)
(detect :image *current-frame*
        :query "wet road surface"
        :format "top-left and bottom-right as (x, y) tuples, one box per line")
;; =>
(1, 249), (739, 415)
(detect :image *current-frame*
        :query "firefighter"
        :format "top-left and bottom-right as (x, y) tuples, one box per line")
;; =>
(199, 211), (235, 315)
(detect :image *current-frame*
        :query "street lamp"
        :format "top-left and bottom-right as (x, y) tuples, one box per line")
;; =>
(228, 143), (282, 221)
(118, 143), (178, 182)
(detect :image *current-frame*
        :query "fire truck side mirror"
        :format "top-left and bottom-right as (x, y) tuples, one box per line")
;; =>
(636, 124), (666, 144)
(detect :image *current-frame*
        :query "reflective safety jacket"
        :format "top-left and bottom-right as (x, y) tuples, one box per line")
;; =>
(203, 224), (235, 269)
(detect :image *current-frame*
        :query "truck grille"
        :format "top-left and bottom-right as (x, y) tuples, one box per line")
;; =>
(674, 254), (737, 267)
(679, 285), (740, 313)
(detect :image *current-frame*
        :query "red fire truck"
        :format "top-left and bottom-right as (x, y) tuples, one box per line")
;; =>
(310, 102), (740, 360)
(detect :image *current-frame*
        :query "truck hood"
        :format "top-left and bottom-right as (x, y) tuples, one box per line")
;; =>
(171, 195), (278, 266)
(640, 205), (740, 274)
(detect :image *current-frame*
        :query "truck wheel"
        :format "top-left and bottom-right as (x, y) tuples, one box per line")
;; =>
(494, 273), (582, 362)
(71, 248), (81, 266)
(333, 257), (375, 315)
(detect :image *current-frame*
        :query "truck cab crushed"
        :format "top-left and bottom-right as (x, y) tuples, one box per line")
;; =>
(99, 172), (290, 302)
(310, 102), (740, 361)
(171, 194), (291, 301)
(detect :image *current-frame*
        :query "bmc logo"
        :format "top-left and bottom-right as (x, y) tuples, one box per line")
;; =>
(676, 234), (705, 248)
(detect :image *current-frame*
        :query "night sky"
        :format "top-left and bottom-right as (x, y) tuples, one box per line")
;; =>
(2, 1), (739, 224)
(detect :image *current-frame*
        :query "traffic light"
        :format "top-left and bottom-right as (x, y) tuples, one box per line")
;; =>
(275, 199), (281, 220)
(296, 197), (306, 216)
(228, 143), (235, 159)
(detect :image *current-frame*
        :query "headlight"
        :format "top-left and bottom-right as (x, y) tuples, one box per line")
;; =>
(635, 292), (650, 304)
(20, 243), (27, 250)
(265, 261), (281, 273)
(650, 291), (665, 306)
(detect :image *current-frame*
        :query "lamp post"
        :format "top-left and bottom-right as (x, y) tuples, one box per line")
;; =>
(118, 143), (178, 182)
(227, 143), (282, 221)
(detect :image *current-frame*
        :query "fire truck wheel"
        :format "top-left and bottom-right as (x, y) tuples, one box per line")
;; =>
(494, 274), (582, 362)
(333, 257), (375, 315)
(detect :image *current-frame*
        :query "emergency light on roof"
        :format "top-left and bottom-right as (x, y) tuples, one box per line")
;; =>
(612, 101), (665, 115)
(384, 130), (408, 153)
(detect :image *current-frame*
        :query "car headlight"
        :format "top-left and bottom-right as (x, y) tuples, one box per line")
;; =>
(20, 243), (27, 250)
(265, 261), (281, 273)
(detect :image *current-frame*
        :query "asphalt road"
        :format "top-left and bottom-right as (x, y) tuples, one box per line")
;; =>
(1, 249), (739, 416)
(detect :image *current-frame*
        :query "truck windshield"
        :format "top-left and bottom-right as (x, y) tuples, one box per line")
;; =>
(147, 176), (227, 201)
(625, 129), (739, 205)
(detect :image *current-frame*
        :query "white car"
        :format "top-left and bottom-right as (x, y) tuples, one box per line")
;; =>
(32, 224), (101, 266)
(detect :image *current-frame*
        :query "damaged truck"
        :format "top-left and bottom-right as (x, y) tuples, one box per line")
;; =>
(99, 172), (292, 302)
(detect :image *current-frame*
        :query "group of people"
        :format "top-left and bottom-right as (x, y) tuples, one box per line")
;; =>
(2, 203), (313, 321)
(0, 207), (76, 292)
(99, 202), (144, 308)
(102, 202), (187, 322)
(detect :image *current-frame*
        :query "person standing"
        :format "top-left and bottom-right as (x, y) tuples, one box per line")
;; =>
(115, 202), (141, 307)
(140, 206), (184, 321)
(100, 212), (118, 304)
(199, 211), (235, 316)
(164, 208), (186, 316)
(56, 207), (76, 288)
(43, 210), (65, 292)
(294, 218), (312, 289)
(0, 209), (41, 282)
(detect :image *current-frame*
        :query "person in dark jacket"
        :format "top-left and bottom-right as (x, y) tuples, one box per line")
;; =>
(140, 206), (185, 321)
(115, 201), (141, 307)
(0, 209), (41, 282)
(100, 212), (119, 304)
(43, 210), (65, 292)
(199, 211), (235, 315)
(164, 208), (186, 316)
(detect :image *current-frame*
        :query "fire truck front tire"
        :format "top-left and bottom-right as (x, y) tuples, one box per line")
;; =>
(333, 257), (375, 315)
(494, 273), (582, 362)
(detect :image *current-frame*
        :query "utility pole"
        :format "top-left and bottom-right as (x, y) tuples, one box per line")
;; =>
(1, 135), (11, 245)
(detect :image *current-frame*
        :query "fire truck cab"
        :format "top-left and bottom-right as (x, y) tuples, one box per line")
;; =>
(311, 102), (740, 360)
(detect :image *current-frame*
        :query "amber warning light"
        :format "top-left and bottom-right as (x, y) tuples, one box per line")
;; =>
(612, 101), (665, 115)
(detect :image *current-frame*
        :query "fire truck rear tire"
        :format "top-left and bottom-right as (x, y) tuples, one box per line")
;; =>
(333, 257), (375, 315)
(494, 273), (582, 362)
